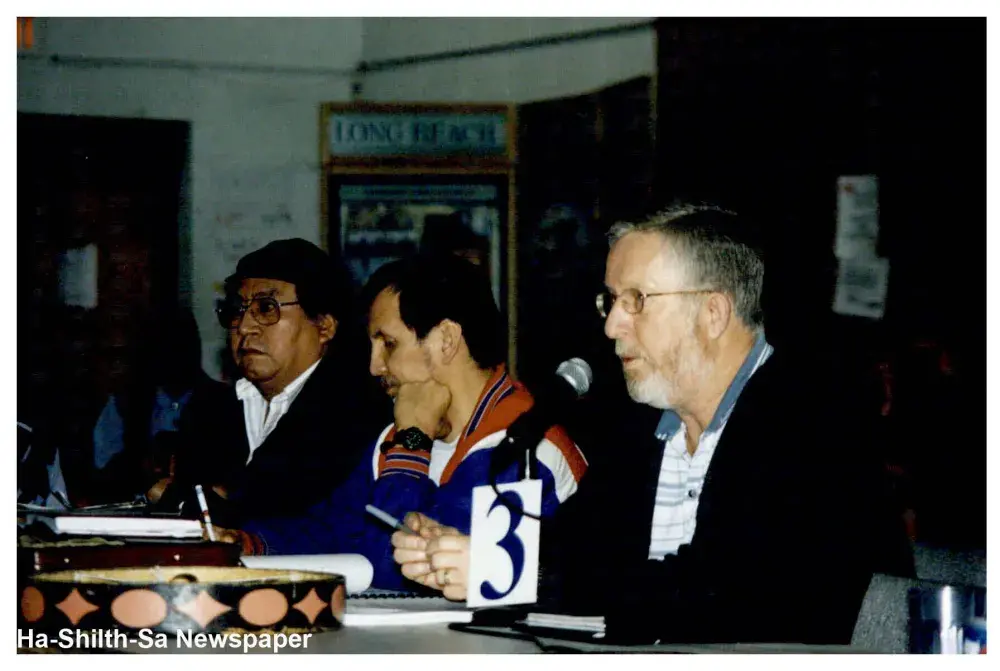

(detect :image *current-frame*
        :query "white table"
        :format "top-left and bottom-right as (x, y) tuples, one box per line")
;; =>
(116, 624), (540, 654)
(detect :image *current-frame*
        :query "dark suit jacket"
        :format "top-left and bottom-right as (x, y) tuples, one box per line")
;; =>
(543, 351), (914, 645)
(170, 352), (390, 528)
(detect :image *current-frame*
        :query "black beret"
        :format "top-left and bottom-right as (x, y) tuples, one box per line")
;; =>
(225, 238), (350, 319)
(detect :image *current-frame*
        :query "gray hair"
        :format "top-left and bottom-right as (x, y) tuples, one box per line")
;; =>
(607, 204), (765, 330)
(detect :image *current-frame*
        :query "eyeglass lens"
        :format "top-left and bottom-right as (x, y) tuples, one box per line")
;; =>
(219, 297), (281, 328)
(597, 289), (641, 317)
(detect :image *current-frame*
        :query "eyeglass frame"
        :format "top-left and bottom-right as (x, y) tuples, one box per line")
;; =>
(595, 287), (715, 318)
(216, 295), (301, 329)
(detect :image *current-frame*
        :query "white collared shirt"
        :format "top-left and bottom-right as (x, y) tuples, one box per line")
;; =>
(647, 424), (724, 559)
(235, 359), (321, 464)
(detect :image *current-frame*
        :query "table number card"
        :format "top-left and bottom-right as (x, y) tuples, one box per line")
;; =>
(466, 480), (541, 608)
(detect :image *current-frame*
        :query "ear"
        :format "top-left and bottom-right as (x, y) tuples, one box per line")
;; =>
(434, 319), (464, 365)
(315, 315), (338, 345)
(701, 292), (733, 341)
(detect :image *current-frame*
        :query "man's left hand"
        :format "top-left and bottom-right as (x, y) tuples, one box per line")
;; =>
(393, 380), (452, 438)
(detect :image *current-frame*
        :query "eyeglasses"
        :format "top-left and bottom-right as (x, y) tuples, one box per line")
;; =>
(216, 296), (301, 329)
(595, 288), (713, 318)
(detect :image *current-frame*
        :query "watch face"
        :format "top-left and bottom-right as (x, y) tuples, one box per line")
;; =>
(397, 427), (430, 451)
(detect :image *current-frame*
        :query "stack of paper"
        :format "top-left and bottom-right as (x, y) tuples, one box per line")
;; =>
(33, 515), (203, 539)
(344, 597), (473, 627)
(525, 613), (606, 636)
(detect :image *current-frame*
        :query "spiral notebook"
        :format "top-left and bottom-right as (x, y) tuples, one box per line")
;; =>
(353, 588), (435, 598)
(240, 555), (472, 625)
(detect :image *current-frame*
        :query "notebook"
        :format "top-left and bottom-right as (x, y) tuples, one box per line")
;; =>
(242, 555), (474, 626)
(523, 613), (606, 637)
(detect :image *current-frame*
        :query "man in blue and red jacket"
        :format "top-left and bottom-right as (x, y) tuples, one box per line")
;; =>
(233, 254), (587, 589)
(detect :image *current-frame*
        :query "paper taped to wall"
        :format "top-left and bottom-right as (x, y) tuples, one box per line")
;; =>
(58, 244), (99, 309)
(835, 175), (879, 259)
(832, 256), (890, 319)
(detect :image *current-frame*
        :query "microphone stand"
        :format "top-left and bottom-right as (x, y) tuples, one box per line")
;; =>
(489, 414), (550, 521)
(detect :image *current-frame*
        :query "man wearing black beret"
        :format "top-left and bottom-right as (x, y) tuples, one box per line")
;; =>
(164, 239), (388, 531)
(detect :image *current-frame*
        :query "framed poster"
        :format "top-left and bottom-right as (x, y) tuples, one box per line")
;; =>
(328, 174), (508, 311)
(319, 103), (517, 370)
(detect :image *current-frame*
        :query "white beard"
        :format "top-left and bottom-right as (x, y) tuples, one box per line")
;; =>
(622, 340), (710, 412)
(626, 367), (675, 410)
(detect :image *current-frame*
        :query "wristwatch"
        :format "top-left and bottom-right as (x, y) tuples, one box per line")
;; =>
(381, 426), (433, 454)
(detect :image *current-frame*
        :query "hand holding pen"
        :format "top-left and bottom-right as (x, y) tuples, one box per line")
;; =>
(388, 511), (470, 601)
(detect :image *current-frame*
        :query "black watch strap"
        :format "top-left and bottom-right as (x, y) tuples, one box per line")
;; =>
(381, 426), (433, 454)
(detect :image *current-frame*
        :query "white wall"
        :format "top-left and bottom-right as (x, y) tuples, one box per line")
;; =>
(18, 18), (363, 378)
(359, 18), (655, 103)
(18, 17), (655, 377)
(35, 18), (362, 69)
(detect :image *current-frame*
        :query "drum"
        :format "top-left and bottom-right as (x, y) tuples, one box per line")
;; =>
(19, 566), (346, 635)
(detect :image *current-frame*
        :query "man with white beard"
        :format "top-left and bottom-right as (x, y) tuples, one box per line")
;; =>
(596, 206), (775, 562)
(391, 204), (913, 645)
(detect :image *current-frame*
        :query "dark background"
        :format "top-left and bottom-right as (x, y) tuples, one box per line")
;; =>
(514, 18), (985, 549)
(18, 18), (985, 549)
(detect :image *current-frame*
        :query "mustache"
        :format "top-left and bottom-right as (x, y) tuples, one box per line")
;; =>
(236, 338), (266, 354)
(615, 342), (642, 359)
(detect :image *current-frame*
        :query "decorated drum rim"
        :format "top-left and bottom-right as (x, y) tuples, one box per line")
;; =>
(20, 566), (347, 635)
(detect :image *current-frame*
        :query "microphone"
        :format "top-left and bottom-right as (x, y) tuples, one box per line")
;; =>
(506, 358), (592, 445)
(493, 358), (593, 488)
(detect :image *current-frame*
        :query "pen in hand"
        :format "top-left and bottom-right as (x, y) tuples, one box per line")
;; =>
(194, 484), (217, 541)
(365, 504), (418, 536)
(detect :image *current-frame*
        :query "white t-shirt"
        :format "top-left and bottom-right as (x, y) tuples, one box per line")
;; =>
(427, 436), (459, 485)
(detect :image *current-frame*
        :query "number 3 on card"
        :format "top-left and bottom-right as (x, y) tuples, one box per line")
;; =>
(465, 480), (541, 608)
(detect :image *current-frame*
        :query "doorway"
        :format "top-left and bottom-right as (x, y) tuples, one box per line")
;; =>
(18, 113), (190, 499)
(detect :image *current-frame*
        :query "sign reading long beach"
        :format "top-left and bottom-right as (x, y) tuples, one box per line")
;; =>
(328, 113), (507, 157)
